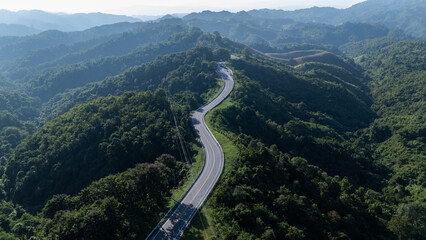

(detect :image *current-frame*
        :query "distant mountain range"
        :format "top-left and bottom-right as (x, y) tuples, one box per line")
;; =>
(0, 0), (424, 39)
(0, 9), (140, 35)
(0, 23), (41, 36)
(184, 0), (426, 39)
(0, 0), (424, 238)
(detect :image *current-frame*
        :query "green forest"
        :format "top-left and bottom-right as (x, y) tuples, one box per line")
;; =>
(0, 1), (424, 239)
(188, 40), (425, 239)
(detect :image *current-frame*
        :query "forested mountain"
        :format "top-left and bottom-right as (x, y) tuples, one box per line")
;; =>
(0, 21), (193, 164)
(0, 9), (139, 32)
(38, 155), (186, 239)
(352, 40), (425, 203)
(181, 40), (425, 240)
(1, 20), (189, 85)
(4, 91), (180, 210)
(0, 2), (424, 239)
(0, 46), (229, 239)
(39, 45), (232, 119)
(2, 0), (423, 39)
(179, 0), (423, 48)
(183, 13), (395, 48)
(248, 0), (426, 39)
(0, 21), (146, 65)
(0, 29), (236, 174)
(211, 139), (391, 239)
(0, 24), (41, 37)
(3, 45), (230, 208)
(23, 29), (237, 104)
(0, 90), (39, 162)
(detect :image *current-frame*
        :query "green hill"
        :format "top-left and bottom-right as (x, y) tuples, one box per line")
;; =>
(1, 20), (187, 82)
(21, 29), (238, 103)
(184, 40), (426, 240)
(249, 0), (426, 39)
(353, 40), (426, 202)
(0, 13), (423, 240)
(183, 14), (392, 48)
(4, 90), (180, 210)
(0, 22), (145, 65)
(3, 45), (232, 210)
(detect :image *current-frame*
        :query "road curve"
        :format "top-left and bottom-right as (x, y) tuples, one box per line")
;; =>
(148, 63), (234, 240)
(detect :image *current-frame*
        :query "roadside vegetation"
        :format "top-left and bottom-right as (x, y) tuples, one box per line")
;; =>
(0, 7), (424, 239)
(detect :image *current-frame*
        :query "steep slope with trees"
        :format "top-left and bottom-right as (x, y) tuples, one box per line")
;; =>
(350, 41), (426, 240)
(3, 46), (231, 211)
(248, 0), (426, 39)
(1, 20), (189, 82)
(183, 12), (394, 48)
(19, 29), (238, 103)
(0, 45), (232, 239)
(0, 22), (145, 65)
(39, 40), (237, 119)
(36, 155), (186, 239)
(4, 91), (179, 210)
(0, 9), (423, 239)
(210, 137), (391, 239)
(184, 40), (425, 239)
(181, 54), (391, 239)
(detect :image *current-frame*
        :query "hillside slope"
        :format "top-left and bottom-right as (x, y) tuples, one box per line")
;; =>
(184, 40), (426, 240)
(0, 9), (139, 32)
(3, 46), (231, 211)
(249, 0), (426, 39)
(4, 91), (179, 210)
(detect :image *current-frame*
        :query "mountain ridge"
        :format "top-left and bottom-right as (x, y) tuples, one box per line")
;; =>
(0, 9), (140, 32)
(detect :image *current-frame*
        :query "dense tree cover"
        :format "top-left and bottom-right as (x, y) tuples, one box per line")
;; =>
(2, 20), (189, 82)
(356, 41), (425, 117)
(0, 44), (231, 237)
(349, 41), (426, 235)
(0, 15), (422, 239)
(0, 31), (233, 166)
(198, 56), (390, 238)
(22, 29), (235, 102)
(211, 135), (391, 239)
(0, 201), (40, 239)
(184, 13), (393, 48)
(0, 89), (39, 121)
(3, 90), (181, 210)
(0, 155), (186, 240)
(41, 45), (231, 120)
(248, 0), (425, 39)
(250, 43), (339, 57)
(37, 154), (186, 240)
(0, 90), (38, 162)
(0, 112), (33, 165)
(210, 56), (383, 188)
(203, 40), (425, 239)
(0, 26), (235, 184)
(339, 37), (400, 58)
(338, 0), (425, 39)
(1, 37), (117, 81)
(228, 56), (373, 130)
(0, 21), (145, 65)
(272, 22), (390, 47)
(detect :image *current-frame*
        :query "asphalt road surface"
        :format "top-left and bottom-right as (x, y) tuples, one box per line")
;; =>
(148, 62), (234, 240)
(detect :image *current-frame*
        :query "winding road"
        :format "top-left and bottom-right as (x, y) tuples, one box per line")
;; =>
(148, 63), (234, 240)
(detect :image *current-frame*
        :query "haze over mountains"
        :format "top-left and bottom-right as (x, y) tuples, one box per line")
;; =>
(0, 0), (425, 38)
(0, 0), (424, 239)
(0, 9), (140, 35)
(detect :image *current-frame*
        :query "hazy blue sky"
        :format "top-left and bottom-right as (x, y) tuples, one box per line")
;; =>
(1, 0), (367, 15)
